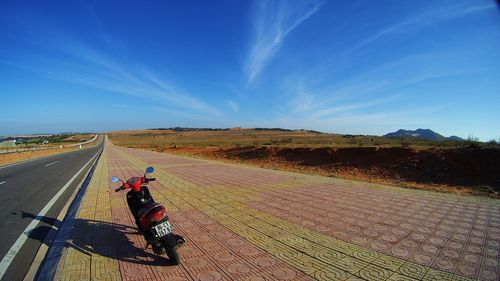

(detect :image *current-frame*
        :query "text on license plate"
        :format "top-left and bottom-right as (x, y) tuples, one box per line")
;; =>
(153, 221), (173, 237)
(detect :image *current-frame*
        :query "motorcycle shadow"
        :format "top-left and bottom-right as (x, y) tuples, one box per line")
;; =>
(18, 211), (173, 266)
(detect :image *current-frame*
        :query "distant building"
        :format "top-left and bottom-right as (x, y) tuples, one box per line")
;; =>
(0, 140), (16, 148)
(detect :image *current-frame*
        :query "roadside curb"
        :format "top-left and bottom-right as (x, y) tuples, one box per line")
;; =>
(32, 147), (104, 281)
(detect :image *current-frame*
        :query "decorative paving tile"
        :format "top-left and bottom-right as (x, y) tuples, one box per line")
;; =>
(54, 141), (500, 280)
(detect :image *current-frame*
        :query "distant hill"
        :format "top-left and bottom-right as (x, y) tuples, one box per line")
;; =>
(383, 129), (464, 141)
(447, 135), (464, 141)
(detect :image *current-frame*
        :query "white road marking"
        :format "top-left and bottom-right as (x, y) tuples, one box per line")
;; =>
(44, 161), (59, 167)
(0, 149), (101, 280)
(0, 181), (5, 185)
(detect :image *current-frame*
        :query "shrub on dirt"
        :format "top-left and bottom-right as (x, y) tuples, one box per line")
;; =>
(464, 135), (480, 148)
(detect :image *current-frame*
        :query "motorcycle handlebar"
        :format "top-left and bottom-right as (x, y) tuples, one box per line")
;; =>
(114, 177), (155, 192)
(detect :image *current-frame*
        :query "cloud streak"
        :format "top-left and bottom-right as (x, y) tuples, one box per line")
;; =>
(269, 105), (444, 136)
(3, 18), (220, 116)
(310, 95), (401, 120)
(280, 51), (472, 133)
(227, 100), (239, 112)
(245, 0), (322, 84)
(348, 1), (496, 53)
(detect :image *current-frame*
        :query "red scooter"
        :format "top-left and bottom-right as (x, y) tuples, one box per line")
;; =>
(111, 167), (185, 265)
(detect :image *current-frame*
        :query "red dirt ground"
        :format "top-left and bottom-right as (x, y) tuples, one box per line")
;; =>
(157, 146), (500, 197)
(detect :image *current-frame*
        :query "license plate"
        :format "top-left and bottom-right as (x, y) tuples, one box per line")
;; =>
(153, 220), (173, 237)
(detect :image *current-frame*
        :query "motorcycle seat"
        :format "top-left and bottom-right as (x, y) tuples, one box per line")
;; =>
(138, 203), (164, 219)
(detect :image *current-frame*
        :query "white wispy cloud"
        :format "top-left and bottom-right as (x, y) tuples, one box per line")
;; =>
(310, 95), (401, 120)
(227, 100), (239, 112)
(64, 44), (219, 115)
(3, 19), (221, 116)
(151, 106), (197, 118)
(245, 0), (323, 84)
(287, 75), (389, 115)
(280, 51), (472, 133)
(348, 1), (496, 53)
(404, 73), (471, 88)
(268, 105), (444, 135)
(288, 80), (316, 112)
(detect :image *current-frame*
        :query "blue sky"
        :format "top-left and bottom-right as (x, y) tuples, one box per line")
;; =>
(1, 0), (499, 140)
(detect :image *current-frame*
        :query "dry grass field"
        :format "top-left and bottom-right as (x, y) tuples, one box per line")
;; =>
(108, 129), (500, 197)
(108, 128), (467, 150)
(62, 133), (95, 143)
(0, 147), (75, 166)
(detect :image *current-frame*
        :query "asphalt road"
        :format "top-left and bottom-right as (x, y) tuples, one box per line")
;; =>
(0, 141), (103, 281)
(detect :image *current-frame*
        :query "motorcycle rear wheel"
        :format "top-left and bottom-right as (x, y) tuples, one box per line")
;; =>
(162, 234), (180, 265)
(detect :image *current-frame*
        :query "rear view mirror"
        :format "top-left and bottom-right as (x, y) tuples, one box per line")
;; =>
(111, 176), (120, 183)
(146, 167), (154, 174)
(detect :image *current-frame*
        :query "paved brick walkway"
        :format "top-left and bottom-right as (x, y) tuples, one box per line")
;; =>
(54, 140), (500, 280)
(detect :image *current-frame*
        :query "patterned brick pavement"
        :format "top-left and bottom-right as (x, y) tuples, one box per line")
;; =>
(53, 140), (500, 280)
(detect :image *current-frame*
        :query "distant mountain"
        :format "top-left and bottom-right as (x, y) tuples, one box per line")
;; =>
(448, 135), (464, 141)
(383, 129), (464, 141)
